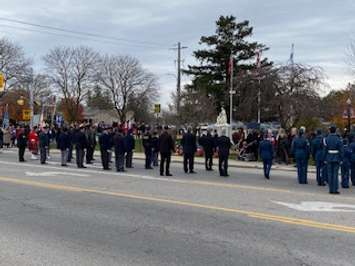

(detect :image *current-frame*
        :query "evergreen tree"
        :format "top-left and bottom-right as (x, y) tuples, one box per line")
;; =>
(185, 15), (271, 116)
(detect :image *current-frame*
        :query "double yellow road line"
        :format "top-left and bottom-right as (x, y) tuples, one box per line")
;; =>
(0, 176), (354, 234)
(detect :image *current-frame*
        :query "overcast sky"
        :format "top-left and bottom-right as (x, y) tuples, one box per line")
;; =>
(1, 0), (354, 105)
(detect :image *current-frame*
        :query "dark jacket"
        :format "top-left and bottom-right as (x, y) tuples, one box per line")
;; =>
(216, 136), (232, 157)
(57, 132), (70, 150)
(17, 132), (28, 148)
(124, 134), (135, 152)
(158, 131), (175, 154)
(142, 132), (152, 151)
(99, 132), (113, 151)
(113, 132), (126, 155)
(151, 136), (159, 152)
(199, 133), (215, 155)
(75, 130), (88, 149)
(181, 132), (197, 154)
(259, 139), (274, 161)
(39, 132), (49, 148)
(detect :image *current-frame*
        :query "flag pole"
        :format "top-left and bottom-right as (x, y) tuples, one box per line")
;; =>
(229, 54), (235, 125)
(256, 49), (262, 124)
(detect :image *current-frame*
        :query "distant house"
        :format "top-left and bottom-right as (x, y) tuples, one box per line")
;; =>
(84, 108), (119, 124)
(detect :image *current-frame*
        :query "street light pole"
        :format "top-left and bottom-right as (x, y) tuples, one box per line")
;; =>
(347, 98), (352, 131)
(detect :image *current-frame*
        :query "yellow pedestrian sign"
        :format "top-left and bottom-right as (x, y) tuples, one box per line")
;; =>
(0, 73), (4, 92)
(22, 109), (32, 121)
(154, 104), (161, 114)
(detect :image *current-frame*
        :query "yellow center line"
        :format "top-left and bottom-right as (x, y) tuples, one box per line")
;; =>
(0, 176), (355, 234)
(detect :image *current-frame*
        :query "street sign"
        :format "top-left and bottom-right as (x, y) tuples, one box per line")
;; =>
(0, 73), (4, 92)
(22, 109), (32, 121)
(154, 104), (161, 114)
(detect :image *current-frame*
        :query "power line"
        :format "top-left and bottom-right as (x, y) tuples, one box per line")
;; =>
(0, 17), (168, 49)
(170, 42), (188, 115)
(0, 23), (165, 49)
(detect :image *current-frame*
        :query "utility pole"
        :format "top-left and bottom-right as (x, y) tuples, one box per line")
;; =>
(171, 42), (187, 115)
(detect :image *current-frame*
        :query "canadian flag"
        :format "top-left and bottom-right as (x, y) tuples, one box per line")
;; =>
(256, 49), (262, 69)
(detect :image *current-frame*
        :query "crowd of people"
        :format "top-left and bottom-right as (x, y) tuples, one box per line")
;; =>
(0, 121), (353, 194)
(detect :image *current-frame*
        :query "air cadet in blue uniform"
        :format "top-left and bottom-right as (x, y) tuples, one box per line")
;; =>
(349, 137), (355, 186)
(259, 133), (274, 179)
(341, 138), (351, 189)
(323, 125), (343, 194)
(291, 127), (310, 184)
(311, 129), (326, 186)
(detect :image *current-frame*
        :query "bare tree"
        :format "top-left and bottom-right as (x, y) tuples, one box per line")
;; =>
(0, 37), (31, 91)
(347, 41), (355, 76)
(273, 64), (324, 128)
(43, 46), (99, 122)
(97, 55), (158, 122)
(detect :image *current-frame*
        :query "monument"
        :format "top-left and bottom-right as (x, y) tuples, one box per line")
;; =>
(215, 107), (231, 137)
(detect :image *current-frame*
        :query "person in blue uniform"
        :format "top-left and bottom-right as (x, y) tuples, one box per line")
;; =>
(259, 133), (274, 179)
(341, 138), (351, 188)
(311, 129), (326, 186)
(349, 137), (355, 187)
(323, 125), (343, 194)
(291, 127), (310, 184)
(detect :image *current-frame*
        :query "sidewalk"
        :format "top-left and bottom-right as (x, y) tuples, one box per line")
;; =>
(0, 148), (315, 173)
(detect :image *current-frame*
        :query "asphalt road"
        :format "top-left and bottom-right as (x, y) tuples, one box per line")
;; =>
(0, 149), (354, 266)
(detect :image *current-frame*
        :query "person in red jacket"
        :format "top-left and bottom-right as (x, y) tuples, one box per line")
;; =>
(28, 126), (39, 160)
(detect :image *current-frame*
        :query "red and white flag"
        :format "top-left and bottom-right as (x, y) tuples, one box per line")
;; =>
(256, 49), (262, 69)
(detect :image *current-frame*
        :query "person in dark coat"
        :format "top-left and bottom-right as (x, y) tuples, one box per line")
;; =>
(324, 125), (343, 194)
(259, 135), (274, 179)
(216, 130), (232, 177)
(67, 126), (75, 163)
(199, 130), (215, 171)
(124, 129), (135, 168)
(181, 128), (197, 174)
(341, 138), (351, 189)
(142, 128), (153, 169)
(57, 127), (70, 166)
(99, 127), (112, 170)
(151, 131), (159, 167)
(311, 129), (326, 186)
(291, 127), (310, 184)
(75, 125), (88, 168)
(349, 137), (355, 187)
(39, 127), (49, 165)
(158, 126), (175, 176)
(113, 128), (126, 172)
(85, 125), (96, 164)
(17, 127), (27, 162)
